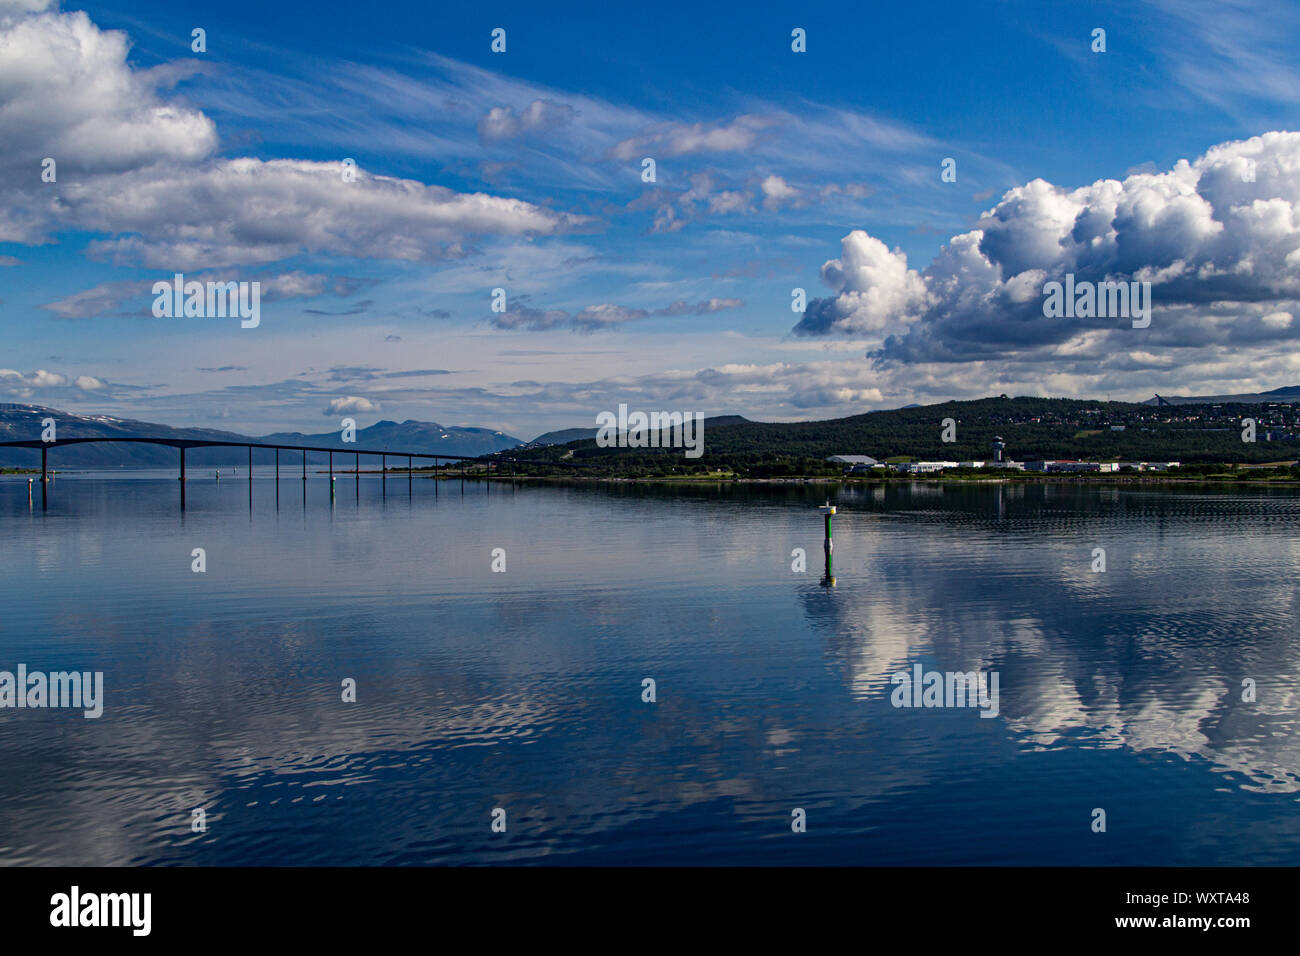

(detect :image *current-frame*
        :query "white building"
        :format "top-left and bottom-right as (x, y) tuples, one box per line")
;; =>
(827, 455), (882, 475)
(892, 461), (960, 474)
(1051, 461), (1118, 473)
(1028, 460), (1120, 473)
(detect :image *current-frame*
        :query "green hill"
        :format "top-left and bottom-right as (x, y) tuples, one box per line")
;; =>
(502, 396), (1300, 477)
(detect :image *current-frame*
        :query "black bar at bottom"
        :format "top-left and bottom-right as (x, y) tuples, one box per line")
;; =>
(0, 866), (1279, 943)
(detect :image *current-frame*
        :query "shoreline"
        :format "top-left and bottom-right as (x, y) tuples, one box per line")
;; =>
(8, 468), (1300, 489)
(475, 473), (1300, 488)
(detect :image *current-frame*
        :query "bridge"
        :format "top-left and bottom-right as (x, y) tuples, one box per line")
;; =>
(0, 437), (581, 509)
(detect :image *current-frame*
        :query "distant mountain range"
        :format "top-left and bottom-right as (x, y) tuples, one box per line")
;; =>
(260, 420), (521, 457)
(0, 403), (756, 467)
(6, 389), (1300, 471)
(1145, 386), (1300, 405)
(525, 415), (752, 447)
(0, 404), (522, 468)
(522, 426), (601, 447)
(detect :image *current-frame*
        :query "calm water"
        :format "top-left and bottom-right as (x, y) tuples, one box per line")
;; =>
(1, 474), (1298, 866)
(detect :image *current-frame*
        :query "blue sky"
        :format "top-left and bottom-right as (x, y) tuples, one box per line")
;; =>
(3, 0), (1300, 439)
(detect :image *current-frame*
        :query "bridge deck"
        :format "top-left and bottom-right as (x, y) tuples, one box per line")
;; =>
(0, 436), (496, 462)
(2, 436), (583, 509)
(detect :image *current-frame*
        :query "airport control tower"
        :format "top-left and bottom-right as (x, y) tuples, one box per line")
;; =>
(992, 436), (1006, 463)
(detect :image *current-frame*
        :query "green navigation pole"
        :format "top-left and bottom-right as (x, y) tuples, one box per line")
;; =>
(818, 501), (836, 587)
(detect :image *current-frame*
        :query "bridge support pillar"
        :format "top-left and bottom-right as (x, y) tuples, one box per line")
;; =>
(41, 445), (47, 510)
(179, 446), (186, 510)
(382, 455), (386, 497)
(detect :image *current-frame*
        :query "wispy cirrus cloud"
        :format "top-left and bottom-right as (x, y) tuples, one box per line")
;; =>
(41, 270), (381, 319)
(490, 296), (744, 332)
(607, 114), (779, 160)
(1144, 0), (1300, 115)
(154, 39), (965, 231)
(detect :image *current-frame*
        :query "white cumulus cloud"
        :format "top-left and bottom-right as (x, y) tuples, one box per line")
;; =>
(0, 8), (593, 262)
(324, 396), (380, 415)
(794, 132), (1300, 368)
